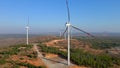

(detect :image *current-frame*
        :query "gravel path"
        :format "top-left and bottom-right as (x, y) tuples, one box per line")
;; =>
(33, 44), (74, 68)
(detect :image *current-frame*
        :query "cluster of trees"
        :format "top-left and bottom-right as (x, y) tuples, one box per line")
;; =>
(8, 60), (45, 68)
(71, 49), (120, 68)
(38, 44), (67, 58)
(11, 44), (33, 49)
(76, 37), (120, 49)
(16, 62), (45, 68)
(0, 44), (33, 56)
(27, 51), (37, 58)
(38, 44), (120, 68)
(0, 59), (6, 64)
(91, 41), (120, 49)
(0, 44), (46, 68)
(0, 47), (20, 55)
(0, 44), (33, 65)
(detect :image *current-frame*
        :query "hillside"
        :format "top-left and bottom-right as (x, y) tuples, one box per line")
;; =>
(0, 44), (46, 68)
(0, 36), (120, 68)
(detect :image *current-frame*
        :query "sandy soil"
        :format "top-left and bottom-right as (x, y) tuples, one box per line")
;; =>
(11, 55), (45, 66)
(45, 39), (104, 54)
(34, 43), (89, 68)
(45, 39), (64, 46)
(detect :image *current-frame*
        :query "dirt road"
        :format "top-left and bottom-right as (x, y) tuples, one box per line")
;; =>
(33, 43), (69, 68)
(33, 43), (70, 68)
(33, 43), (88, 68)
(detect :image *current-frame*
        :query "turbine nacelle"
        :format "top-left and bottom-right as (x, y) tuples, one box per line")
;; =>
(66, 23), (71, 27)
(26, 26), (29, 29)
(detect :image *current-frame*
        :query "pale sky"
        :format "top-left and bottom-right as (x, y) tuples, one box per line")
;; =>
(0, 0), (120, 34)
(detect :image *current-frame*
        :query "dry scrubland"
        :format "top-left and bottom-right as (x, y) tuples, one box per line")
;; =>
(0, 36), (120, 68)
(0, 36), (58, 47)
(0, 44), (47, 68)
(0, 36), (58, 68)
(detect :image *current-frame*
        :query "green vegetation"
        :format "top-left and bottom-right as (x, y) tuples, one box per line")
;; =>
(76, 36), (120, 49)
(8, 60), (45, 68)
(38, 44), (120, 68)
(0, 44), (32, 56)
(16, 62), (45, 68)
(0, 44), (32, 64)
(0, 59), (6, 64)
(71, 49), (120, 68)
(27, 51), (37, 58)
(19, 57), (24, 60)
(0, 47), (20, 55)
(0, 44), (46, 68)
(91, 41), (120, 49)
(39, 44), (67, 58)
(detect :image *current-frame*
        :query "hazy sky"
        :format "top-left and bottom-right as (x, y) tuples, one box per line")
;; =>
(0, 0), (120, 34)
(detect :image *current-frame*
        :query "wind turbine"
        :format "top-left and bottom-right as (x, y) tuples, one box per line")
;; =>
(26, 16), (29, 45)
(62, 0), (94, 66)
(59, 31), (62, 37)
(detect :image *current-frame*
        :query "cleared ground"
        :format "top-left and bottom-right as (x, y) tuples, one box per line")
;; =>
(34, 43), (88, 68)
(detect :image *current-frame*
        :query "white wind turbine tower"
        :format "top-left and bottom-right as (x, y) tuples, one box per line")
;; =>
(26, 17), (29, 45)
(62, 0), (94, 66)
(59, 31), (62, 37)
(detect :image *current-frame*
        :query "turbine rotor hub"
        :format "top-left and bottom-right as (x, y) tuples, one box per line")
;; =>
(26, 26), (29, 29)
(66, 23), (71, 26)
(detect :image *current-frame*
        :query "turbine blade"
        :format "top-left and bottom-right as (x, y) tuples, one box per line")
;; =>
(66, 0), (70, 23)
(71, 25), (95, 37)
(61, 27), (68, 37)
(27, 16), (29, 26)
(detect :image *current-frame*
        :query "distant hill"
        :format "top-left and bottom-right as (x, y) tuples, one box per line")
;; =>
(0, 34), (58, 47)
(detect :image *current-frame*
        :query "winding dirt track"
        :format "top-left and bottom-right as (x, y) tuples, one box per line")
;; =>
(45, 39), (64, 46)
(33, 43), (88, 68)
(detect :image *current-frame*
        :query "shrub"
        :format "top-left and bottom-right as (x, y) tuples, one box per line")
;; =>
(0, 59), (6, 64)
(20, 57), (24, 60)
(38, 44), (120, 68)
(17, 62), (45, 68)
